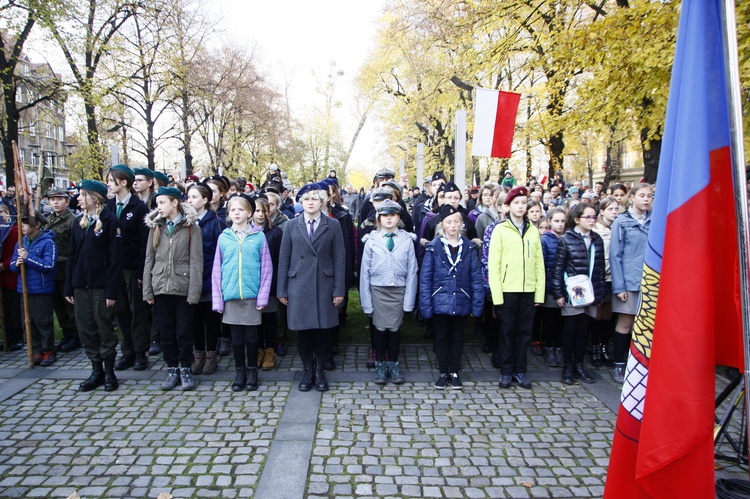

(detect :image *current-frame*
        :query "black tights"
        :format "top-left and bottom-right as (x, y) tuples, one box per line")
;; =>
(373, 328), (400, 362)
(193, 302), (221, 351)
(562, 313), (591, 365)
(260, 312), (277, 349)
(540, 306), (563, 348)
(231, 325), (259, 368)
(613, 332), (632, 363)
(297, 328), (334, 362)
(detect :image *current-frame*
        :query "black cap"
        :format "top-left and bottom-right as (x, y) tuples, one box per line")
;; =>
(430, 171), (447, 183)
(443, 182), (460, 194)
(438, 204), (460, 221)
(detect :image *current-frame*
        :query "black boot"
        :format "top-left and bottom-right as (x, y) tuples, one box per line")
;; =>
(133, 352), (149, 371)
(232, 368), (246, 392)
(80, 360), (105, 392)
(245, 367), (259, 391)
(591, 344), (603, 368)
(561, 364), (574, 385)
(543, 347), (557, 367)
(314, 358), (329, 392)
(299, 358), (313, 392)
(601, 344), (614, 367)
(114, 353), (135, 370)
(103, 358), (119, 391)
(574, 363), (595, 384)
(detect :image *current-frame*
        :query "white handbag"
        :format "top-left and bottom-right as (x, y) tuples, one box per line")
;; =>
(564, 244), (595, 308)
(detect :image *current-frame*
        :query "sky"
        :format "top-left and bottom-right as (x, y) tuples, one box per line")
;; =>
(211, 0), (387, 178)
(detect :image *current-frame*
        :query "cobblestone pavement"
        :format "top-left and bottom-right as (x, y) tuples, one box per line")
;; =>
(0, 344), (747, 498)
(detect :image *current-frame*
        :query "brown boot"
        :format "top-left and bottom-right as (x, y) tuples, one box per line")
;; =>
(202, 351), (218, 375)
(262, 347), (276, 370)
(191, 350), (205, 374)
(257, 348), (265, 367)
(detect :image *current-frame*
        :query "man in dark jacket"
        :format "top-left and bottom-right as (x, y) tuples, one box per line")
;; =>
(45, 189), (80, 353)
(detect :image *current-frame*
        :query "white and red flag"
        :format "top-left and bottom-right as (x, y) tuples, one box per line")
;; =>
(471, 88), (520, 159)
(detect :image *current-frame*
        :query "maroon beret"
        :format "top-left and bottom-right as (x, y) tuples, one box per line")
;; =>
(504, 186), (529, 205)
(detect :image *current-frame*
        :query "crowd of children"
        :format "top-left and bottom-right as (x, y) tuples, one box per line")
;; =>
(0, 164), (653, 394)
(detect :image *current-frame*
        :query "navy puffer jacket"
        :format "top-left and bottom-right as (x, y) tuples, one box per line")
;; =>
(419, 236), (484, 318)
(540, 231), (560, 295)
(551, 229), (606, 305)
(10, 230), (57, 294)
(198, 210), (225, 293)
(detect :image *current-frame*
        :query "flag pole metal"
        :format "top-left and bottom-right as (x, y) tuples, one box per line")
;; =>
(720, 0), (750, 473)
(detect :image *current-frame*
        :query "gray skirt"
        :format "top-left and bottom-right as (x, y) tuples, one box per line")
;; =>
(371, 285), (406, 332)
(611, 291), (640, 315)
(222, 298), (262, 326)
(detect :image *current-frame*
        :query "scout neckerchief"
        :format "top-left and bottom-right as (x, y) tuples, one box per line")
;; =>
(440, 236), (462, 274)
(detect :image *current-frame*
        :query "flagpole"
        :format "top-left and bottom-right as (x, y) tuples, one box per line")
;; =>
(720, 0), (750, 472)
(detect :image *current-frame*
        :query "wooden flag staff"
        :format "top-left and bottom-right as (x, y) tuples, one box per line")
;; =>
(11, 141), (34, 368)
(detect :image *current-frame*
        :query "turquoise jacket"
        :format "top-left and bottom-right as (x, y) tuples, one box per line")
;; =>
(212, 226), (272, 311)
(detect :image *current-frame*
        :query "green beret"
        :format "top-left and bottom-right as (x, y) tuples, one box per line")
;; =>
(153, 171), (169, 185)
(79, 180), (108, 198)
(154, 186), (182, 200)
(109, 164), (135, 182)
(133, 167), (155, 179)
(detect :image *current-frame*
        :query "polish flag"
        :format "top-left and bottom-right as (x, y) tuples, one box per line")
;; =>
(471, 88), (521, 158)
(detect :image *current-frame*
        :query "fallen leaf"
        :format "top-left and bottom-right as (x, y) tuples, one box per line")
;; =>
(522, 481), (534, 488)
(157, 493), (173, 499)
(446, 410), (452, 417)
(66, 493), (81, 499)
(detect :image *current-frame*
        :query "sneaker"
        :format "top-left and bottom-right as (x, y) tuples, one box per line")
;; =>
(450, 373), (463, 390)
(513, 373), (532, 389)
(275, 343), (287, 357)
(498, 374), (512, 389)
(388, 361), (405, 385)
(434, 373), (449, 390)
(40, 351), (56, 367)
(33, 353), (43, 365)
(611, 362), (626, 383)
(148, 341), (162, 356)
(531, 341), (543, 356)
(178, 367), (195, 391)
(374, 361), (387, 385)
(161, 367), (181, 391)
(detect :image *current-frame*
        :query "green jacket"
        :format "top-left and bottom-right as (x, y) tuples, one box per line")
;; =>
(45, 209), (75, 281)
(487, 219), (545, 305)
(142, 204), (203, 304)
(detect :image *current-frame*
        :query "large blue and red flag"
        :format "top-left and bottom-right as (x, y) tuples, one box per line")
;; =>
(604, 0), (744, 497)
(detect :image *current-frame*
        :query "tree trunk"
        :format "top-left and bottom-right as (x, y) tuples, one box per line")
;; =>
(84, 100), (104, 177)
(547, 131), (564, 183)
(640, 129), (661, 184)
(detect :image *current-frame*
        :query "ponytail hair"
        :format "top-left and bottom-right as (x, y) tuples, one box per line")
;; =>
(79, 191), (104, 232)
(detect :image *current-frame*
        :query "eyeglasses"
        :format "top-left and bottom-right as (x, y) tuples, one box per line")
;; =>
(580, 215), (597, 221)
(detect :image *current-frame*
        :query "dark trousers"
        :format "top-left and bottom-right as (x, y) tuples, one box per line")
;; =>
(433, 314), (467, 374)
(149, 303), (159, 342)
(297, 328), (334, 362)
(74, 288), (118, 362)
(53, 279), (77, 340)
(154, 294), (193, 368)
(373, 327), (400, 362)
(260, 312), (277, 349)
(1, 288), (23, 345)
(497, 292), (535, 376)
(116, 269), (150, 355)
(562, 313), (592, 365)
(21, 294), (55, 354)
(541, 306), (563, 348)
(231, 324), (259, 368)
(192, 301), (221, 351)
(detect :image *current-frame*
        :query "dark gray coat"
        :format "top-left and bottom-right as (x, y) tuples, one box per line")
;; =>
(277, 214), (346, 331)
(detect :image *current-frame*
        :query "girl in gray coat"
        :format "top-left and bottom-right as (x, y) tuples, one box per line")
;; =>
(143, 187), (203, 392)
(359, 200), (418, 385)
(277, 184), (346, 392)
